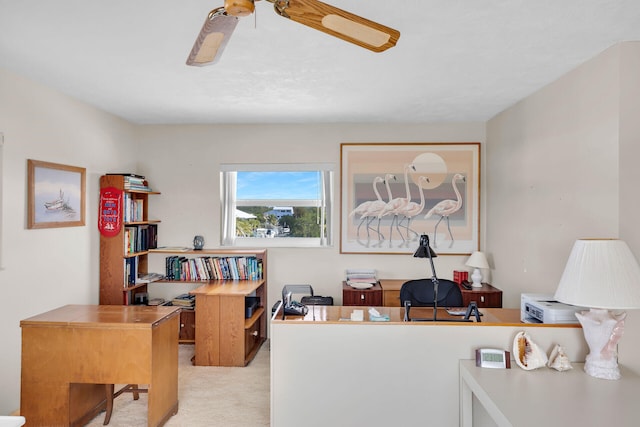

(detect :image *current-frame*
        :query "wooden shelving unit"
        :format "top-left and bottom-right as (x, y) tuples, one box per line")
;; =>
(150, 248), (268, 366)
(99, 175), (267, 364)
(99, 174), (160, 305)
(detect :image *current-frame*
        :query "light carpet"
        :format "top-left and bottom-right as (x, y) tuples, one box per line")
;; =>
(85, 342), (270, 427)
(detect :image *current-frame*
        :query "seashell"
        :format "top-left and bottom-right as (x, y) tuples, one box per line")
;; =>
(513, 331), (548, 370)
(547, 344), (573, 372)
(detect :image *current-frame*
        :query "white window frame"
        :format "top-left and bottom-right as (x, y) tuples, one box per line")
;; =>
(220, 163), (334, 248)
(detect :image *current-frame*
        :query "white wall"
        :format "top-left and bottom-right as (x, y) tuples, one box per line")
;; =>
(486, 41), (640, 367)
(134, 124), (486, 310)
(271, 320), (588, 427)
(615, 42), (640, 370)
(486, 45), (621, 307)
(618, 42), (640, 255)
(0, 68), (137, 414)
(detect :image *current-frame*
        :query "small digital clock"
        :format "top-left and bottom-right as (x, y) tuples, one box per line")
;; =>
(475, 348), (511, 369)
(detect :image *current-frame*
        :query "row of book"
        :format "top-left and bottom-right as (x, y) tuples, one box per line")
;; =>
(165, 256), (263, 281)
(123, 193), (145, 222)
(124, 257), (139, 287)
(453, 270), (469, 285)
(169, 293), (195, 308)
(124, 224), (158, 254)
(123, 175), (152, 192)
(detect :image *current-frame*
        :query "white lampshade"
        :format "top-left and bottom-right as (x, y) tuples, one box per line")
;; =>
(465, 251), (489, 269)
(554, 239), (640, 309)
(465, 251), (490, 287)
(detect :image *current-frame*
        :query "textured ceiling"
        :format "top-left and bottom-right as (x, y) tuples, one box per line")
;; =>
(1, 0), (639, 124)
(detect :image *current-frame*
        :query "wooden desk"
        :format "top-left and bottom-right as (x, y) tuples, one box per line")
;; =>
(20, 304), (180, 427)
(459, 359), (640, 426)
(273, 306), (577, 326)
(190, 280), (266, 366)
(378, 279), (404, 306)
(378, 279), (503, 307)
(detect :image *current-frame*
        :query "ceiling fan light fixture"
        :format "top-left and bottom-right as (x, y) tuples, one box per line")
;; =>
(321, 14), (390, 48)
(224, 0), (256, 17)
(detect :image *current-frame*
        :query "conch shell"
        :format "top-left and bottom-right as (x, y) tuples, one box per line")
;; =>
(547, 344), (572, 372)
(513, 331), (548, 370)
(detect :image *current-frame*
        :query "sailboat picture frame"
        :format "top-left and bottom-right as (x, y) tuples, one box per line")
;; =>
(27, 159), (86, 229)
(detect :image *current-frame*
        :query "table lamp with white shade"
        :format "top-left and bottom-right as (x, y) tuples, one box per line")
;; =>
(465, 251), (489, 287)
(554, 238), (640, 380)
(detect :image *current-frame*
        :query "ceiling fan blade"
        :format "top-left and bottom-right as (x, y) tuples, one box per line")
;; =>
(186, 7), (239, 66)
(273, 0), (400, 52)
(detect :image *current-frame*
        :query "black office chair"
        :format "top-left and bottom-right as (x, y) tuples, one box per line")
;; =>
(399, 278), (464, 308)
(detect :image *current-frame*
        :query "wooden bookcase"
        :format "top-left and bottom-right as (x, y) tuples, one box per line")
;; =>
(99, 174), (160, 305)
(150, 248), (268, 366)
(99, 174), (267, 363)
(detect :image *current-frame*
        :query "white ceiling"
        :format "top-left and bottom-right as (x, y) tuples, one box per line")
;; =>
(1, 0), (639, 125)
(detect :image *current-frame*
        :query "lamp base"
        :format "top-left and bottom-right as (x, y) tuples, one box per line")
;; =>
(470, 268), (482, 287)
(576, 308), (626, 380)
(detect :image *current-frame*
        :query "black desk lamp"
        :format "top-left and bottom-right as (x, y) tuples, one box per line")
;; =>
(407, 234), (479, 322)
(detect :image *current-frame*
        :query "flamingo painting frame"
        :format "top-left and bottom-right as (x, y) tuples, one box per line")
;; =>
(340, 142), (480, 255)
(27, 159), (86, 229)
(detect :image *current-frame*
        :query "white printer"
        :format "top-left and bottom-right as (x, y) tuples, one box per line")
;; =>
(521, 293), (588, 324)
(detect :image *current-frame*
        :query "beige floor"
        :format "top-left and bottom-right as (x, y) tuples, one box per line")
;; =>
(85, 342), (270, 427)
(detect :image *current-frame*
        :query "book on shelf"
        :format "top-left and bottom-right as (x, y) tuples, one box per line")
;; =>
(123, 194), (146, 222)
(124, 224), (157, 254)
(124, 257), (138, 287)
(163, 255), (263, 281)
(152, 246), (190, 252)
(138, 272), (165, 283)
(118, 175), (152, 192)
(171, 293), (195, 307)
(106, 173), (145, 179)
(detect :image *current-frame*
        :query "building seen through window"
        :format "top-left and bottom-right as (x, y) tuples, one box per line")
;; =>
(220, 164), (333, 247)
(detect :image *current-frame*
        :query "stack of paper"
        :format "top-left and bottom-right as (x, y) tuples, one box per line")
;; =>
(346, 269), (377, 289)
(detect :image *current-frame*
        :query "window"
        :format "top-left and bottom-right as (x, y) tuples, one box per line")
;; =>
(220, 163), (334, 247)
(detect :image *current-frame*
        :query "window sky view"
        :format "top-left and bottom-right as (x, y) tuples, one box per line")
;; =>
(237, 171), (320, 200)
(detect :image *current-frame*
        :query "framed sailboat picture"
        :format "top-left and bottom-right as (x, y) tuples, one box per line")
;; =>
(340, 142), (480, 255)
(27, 159), (86, 229)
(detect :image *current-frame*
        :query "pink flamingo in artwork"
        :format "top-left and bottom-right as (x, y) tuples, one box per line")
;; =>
(377, 164), (415, 240)
(363, 174), (396, 239)
(424, 173), (465, 247)
(349, 177), (384, 219)
(397, 176), (429, 241)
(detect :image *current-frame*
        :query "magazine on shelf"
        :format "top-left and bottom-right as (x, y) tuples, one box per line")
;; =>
(345, 269), (377, 288)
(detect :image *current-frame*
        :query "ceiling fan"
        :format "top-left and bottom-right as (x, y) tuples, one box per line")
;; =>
(186, 0), (400, 66)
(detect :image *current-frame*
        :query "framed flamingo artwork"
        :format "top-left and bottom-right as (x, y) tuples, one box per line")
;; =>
(27, 159), (86, 229)
(340, 142), (480, 255)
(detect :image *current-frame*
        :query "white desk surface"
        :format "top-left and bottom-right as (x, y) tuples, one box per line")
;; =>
(460, 359), (640, 427)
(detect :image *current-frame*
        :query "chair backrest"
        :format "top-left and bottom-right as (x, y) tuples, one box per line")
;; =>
(282, 284), (314, 303)
(399, 278), (463, 307)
